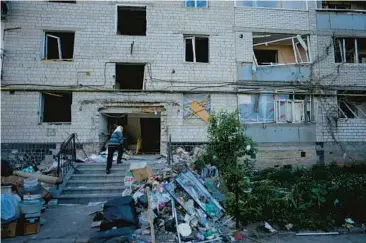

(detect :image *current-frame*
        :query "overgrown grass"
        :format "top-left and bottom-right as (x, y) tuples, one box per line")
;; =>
(225, 163), (366, 231)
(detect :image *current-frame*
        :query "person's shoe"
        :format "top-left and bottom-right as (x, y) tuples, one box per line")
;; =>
(106, 170), (110, 174)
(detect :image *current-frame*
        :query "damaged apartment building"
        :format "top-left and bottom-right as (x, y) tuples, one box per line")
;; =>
(1, 0), (366, 167)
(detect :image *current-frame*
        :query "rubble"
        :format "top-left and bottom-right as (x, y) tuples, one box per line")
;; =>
(1, 159), (56, 239)
(88, 148), (236, 243)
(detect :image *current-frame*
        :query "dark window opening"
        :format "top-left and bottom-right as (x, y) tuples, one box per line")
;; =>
(115, 64), (145, 90)
(322, 1), (366, 10)
(44, 31), (75, 60)
(185, 38), (194, 62)
(254, 50), (278, 65)
(301, 151), (306, 157)
(338, 92), (366, 119)
(117, 6), (146, 36)
(334, 37), (366, 63)
(358, 38), (366, 63)
(49, 1), (76, 3)
(42, 92), (72, 123)
(185, 36), (209, 63)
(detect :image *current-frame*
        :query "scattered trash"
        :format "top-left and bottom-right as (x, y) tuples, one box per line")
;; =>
(345, 218), (355, 224)
(129, 162), (153, 182)
(285, 223), (293, 231)
(264, 222), (277, 233)
(21, 166), (35, 173)
(178, 223), (192, 237)
(1, 193), (21, 222)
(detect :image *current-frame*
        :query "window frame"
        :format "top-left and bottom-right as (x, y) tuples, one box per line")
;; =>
(184, 35), (209, 63)
(238, 93), (275, 124)
(253, 34), (312, 65)
(184, 0), (208, 8)
(234, 0), (308, 11)
(239, 92), (317, 124)
(334, 37), (366, 64)
(39, 92), (72, 124)
(115, 4), (147, 36)
(43, 31), (75, 61)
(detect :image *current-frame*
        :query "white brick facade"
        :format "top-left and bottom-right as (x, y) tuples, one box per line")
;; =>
(1, 1), (366, 164)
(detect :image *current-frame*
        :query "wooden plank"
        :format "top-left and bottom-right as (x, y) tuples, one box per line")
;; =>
(146, 187), (156, 243)
(189, 100), (210, 124)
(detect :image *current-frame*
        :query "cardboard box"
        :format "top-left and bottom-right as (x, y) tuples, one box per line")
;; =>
(129, 162), (153, 181)
(19, 217), (40, 236)
(1, 221), (17, 238)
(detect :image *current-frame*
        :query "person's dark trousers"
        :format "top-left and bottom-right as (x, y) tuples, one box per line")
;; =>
(106, 145), (123, 173)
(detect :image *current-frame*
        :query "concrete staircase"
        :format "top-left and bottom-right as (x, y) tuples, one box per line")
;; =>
(58, 157), (165, 204)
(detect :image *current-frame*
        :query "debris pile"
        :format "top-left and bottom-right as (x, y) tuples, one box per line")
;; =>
(89, 160), (236, 242)
(171, 147), (204, 165)
(1, 160), (55, 239)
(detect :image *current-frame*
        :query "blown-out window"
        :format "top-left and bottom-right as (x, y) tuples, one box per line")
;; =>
(185, 36), (209, 63)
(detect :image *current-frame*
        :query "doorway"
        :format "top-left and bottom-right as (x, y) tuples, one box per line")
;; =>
(140, 118), (160, 153)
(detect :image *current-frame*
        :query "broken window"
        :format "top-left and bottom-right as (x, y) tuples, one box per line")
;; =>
(184, 0), (208, 8)
(235, 0), (307, 10)
(322, 1), (366, 10)
(239, 91), (316, 124)
(253, 33), (311, 65)
(41, 92), (72, 123)
(117, 6), (146, 36)
(115, 63), (145, 90)
(239, 93), (275, 123)
(334, 37), (366, 63)
(338, 93), (366, 119)
(44, 31), (75, 60)
(254, 50), (278, 65)
(275, 94), (314, 123)
(185, 36), (209, 63)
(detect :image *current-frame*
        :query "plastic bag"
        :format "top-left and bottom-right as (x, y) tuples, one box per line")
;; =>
(21, 166), (35, 173)
(1, 194), (21, 221)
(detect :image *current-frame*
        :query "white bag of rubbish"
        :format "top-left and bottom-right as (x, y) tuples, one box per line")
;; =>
(1, 194), (21, 222)
(85, 154), (106, 163)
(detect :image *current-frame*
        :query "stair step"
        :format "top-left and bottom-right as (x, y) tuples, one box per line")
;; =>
(64, 186), (125, 190)
(62, 186), (124, 195)
(76, 170), (127, 174)
(70, 174), (125, 180)
(67, 179), (124, 186)
(58, 193), (122, 204)
(59, 193), (122, 199)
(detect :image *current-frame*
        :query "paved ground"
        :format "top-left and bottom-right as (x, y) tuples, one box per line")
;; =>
(2, 204), (100, 243)
(257, 234), (366, 243)
(3, 204), (366, 243)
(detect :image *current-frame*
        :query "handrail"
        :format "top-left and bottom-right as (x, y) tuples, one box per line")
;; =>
(56, 133), (78, 188)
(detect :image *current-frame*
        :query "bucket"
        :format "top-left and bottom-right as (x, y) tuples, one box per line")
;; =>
(19, 200), (44, 214)
(24, 178), (39, 187)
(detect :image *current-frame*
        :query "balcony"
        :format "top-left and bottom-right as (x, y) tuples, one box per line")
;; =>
(316, 9), (366, 31)
(237, 63), (311, 82)
(238, 33), (311, 82)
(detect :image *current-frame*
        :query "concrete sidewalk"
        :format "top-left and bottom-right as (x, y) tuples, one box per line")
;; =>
(3, 204), (366, 243)
(2, 204), (100, 243)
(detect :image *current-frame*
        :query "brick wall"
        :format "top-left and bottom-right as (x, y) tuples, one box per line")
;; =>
(2, 1), (365, 166)
(2, 1), (236, 88)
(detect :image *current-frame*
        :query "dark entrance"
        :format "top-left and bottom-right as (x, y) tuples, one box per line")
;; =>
(140, 118), (160, 153)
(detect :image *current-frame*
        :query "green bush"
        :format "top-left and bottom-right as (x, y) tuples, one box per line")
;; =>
(232, 164), (366, 230)
(196, 110), (366, 230)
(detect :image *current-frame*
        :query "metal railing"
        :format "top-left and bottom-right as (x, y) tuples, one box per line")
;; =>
(56, 133), (78, 186)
